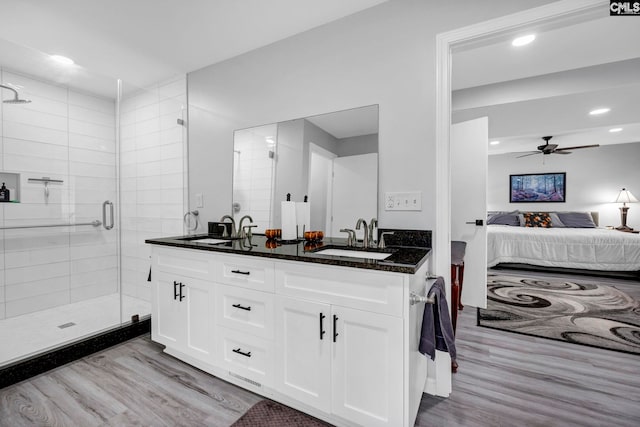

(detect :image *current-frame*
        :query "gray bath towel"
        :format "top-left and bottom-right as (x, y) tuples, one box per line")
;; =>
(419, 276), (457, 361)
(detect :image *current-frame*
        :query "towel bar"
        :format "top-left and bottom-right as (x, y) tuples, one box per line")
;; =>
(0, 220), (102, 230)
(409, 291), (436, 305)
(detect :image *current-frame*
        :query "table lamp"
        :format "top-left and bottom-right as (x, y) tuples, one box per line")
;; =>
(614, 188), (638, 231)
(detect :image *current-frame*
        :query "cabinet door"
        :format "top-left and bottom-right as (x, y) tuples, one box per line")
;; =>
(152, 273), (185, 348)
(183, 277), (216, 361)
(275, 296), (331, 412)
(332, 306), (403, 427)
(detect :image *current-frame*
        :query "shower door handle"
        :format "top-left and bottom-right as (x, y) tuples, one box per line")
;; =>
(102, 200), (114, 230)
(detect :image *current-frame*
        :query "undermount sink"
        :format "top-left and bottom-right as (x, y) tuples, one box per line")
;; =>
(313, 248), (392, 260)
(180, 236), (231, 245)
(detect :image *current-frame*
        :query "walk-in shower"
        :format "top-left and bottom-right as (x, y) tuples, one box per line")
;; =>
(0, 41), (188, 380)
(0, 83), (31, 104)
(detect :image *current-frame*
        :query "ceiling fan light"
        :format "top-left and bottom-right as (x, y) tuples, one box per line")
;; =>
(512, 34), (536, 47)
(589, 108), (610, 115)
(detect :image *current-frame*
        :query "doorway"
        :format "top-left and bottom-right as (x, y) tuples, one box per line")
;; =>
(436, 0), (606, 299)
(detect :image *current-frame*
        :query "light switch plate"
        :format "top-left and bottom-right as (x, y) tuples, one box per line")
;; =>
(195, 193), (204, 208)
(384, 191), (422, 211)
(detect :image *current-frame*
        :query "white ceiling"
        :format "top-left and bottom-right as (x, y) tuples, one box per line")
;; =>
(452, 15), (640, 155)
(2, 1), (638, 153)
(0, 0), (388, 96)
(306, 105), (378, 139)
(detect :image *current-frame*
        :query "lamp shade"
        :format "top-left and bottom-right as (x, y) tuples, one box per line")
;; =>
(614, 188), (638, 204)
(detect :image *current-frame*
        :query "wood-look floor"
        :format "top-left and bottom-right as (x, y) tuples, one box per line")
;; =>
(1, 272), (639, 426)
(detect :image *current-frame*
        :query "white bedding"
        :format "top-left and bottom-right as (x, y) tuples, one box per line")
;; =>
(487, 225), (640, 271)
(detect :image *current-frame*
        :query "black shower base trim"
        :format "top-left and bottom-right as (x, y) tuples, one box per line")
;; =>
(0, 317), (150, 389)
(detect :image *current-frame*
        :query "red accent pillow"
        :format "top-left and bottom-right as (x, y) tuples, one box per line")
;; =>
(523, 212), (552, 228)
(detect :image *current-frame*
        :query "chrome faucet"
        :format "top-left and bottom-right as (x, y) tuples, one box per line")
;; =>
(378, 231), (395, 249)
(368, 218), (378, 246)
(220, 214), (237, 238)
(340, 228), (356, 247)
(238, 215), (254, 239)
(355, 218), (369, 248)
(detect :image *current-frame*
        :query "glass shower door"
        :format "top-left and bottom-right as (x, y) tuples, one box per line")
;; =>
(0, 59), (122, 367)
(0, 39), (187, 370)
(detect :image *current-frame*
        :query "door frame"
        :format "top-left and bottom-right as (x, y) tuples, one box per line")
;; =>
(433, 0), (604, 397)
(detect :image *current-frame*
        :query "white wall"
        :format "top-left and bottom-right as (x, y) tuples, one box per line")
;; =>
(488, 143), (640, 229)
(187, 0), (554, 233)
(119, 76), (187, 302)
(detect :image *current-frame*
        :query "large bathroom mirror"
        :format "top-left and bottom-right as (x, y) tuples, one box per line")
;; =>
(232, 104), (378, 238)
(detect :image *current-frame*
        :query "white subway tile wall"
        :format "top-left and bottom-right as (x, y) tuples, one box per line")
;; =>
(119, 76), (187, 303)
(0, 70), (186, 321)
(0, 70), (117, 318)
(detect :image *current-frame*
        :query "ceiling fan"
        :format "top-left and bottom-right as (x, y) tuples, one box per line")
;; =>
(516, 136), (599, 158)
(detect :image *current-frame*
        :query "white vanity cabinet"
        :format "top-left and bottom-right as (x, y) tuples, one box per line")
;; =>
(275, 296), (332, 411)
(151, 247), (216, 364)
(274, 261), (407, 427)
(148, 244), (431, 427)
(276, 296), (403, 426)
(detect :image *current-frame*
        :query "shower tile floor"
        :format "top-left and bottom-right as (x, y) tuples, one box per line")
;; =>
(0, 294), (150, 367)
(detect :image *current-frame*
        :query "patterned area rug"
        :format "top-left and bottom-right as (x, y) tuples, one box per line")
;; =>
(232, 400), (333, 427)
(478, 274), (640, 355)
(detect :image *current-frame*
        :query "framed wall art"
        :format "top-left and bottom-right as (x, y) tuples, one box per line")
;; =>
(510, 172), (566, 203)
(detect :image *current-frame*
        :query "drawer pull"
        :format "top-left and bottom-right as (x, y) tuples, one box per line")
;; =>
(231, 269), (251, 276)
(333, 315), (339, 343)
(233, 348), (252, 358)
(319, 313), (326, 340)
(179, 283), (185, 301)
(173, 281), (180, 300)
(232, 303), (251, 311)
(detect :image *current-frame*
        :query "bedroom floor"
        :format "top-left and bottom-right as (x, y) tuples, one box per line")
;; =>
(1, 269), (638, 426)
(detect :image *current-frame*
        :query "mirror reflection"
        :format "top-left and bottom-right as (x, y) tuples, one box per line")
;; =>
(232, 105), (378, 238)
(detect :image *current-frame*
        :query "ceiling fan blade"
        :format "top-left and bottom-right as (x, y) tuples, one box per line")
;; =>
(516, 152), (539, 158)
(554, 151), (571, 154)
(555, 144), (600, 151)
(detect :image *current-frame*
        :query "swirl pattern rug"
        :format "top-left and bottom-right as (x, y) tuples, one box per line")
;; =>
(478, 274), (640, 355)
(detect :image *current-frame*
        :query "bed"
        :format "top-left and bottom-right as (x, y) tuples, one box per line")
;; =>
(487, 211), (640, 272)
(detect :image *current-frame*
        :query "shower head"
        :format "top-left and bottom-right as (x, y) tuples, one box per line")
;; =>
(0, 83), (31, 104)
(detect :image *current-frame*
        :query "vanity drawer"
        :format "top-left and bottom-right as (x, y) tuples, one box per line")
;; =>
(275, 261), (405, 316)
(153, 247), (213, 280)
(217, 326), (273, 388)
(215, 254), (275, 292)
(216, 284), (274, 339)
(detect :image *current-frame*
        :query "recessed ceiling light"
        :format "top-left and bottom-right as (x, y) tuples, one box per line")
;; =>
(589, 108), (610, 115)
(489, 140), (500, 145)
(512, 34), (536, 47)
(50, 54), (74, 65)
(609, 127), (623, 133)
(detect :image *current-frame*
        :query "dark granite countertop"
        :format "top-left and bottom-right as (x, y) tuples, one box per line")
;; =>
(145, 234), (430, 274)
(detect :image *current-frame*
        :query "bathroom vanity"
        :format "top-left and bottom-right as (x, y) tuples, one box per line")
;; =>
(145, 234), (432, 427)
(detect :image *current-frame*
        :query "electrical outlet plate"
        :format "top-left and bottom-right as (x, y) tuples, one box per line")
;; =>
(384, 191), (422, 211)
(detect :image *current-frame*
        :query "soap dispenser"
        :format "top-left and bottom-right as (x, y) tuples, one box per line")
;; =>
(0, 182), (9, 202)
